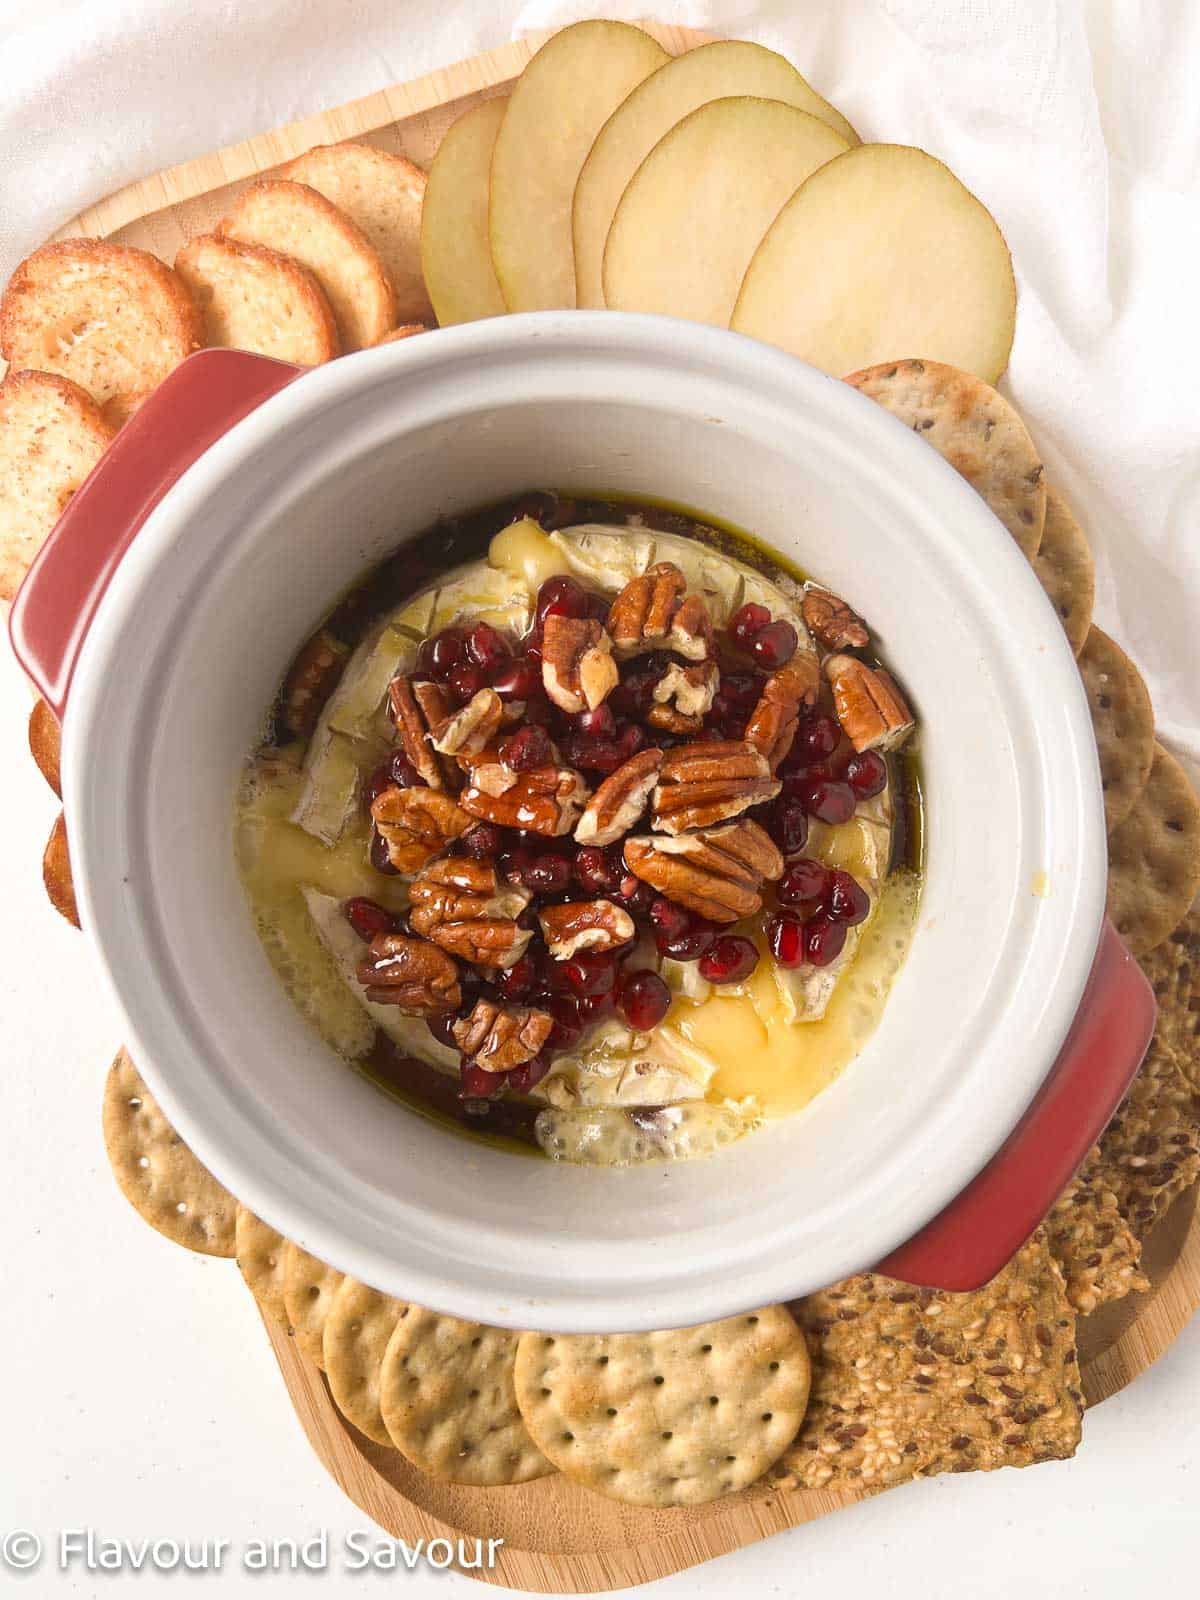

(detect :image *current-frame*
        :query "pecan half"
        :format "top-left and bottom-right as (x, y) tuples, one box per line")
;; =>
(606, 562), (712, 661)
(574, 747), (663, 846)
(802, 587), (870, 651)
(744, 657), (821, 770)
(355, 933), (462, 1013)
(459, 764), (590, 837)
(825, 653), (915, 752)
(624, 819), (783, 923)
(408, 857), (533, 969)
(370, 785), (474, 874)
(651, 740), (780, 833)
(542, 614), (619, 713)
(282, 628), (349, 737)
(647, 660), (719, 732)
(539, 899), (636, 959)
(389, 676), (450, 789)
(452, 999), (553, 1072)
(428, 687), (504, 758)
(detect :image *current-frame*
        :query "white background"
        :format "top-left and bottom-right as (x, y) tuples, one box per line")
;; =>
(3, 0), (1200, 1593)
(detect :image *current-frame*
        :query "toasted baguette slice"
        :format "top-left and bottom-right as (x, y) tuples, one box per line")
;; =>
(220, 179), (395, 351)
(375, 323), (428, 345)
(100, 390), (152, 430)
(0, 369), (114, 599)
(280, 143), (432, 324)
(0, 240), (201, 411)
(44, 813), (80, 928)
(29, 699), (62, 797)
(175, 233), (338, 365)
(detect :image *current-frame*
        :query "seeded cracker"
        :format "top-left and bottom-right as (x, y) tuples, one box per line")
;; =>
(28, 699), (62, 797)
(323, 1277), (406, 1446)
(1095, 1036), (1200, 1239)
(1107, 743), (1200, 957)
(235, 1207), (290, 1329)
(42, 813), (79, 927)
(102, 1050), (237, 1257)
(779, 1233), (1081, 1491)
(283, 1242), (344, 1370)
(513, 1308), (810, 1506)
(1078, 628), (1155, 835)
(1031, 488), (1094, 657)
(379, 1307), (553, 1485)
(1138, 902), (1200, 1090)
(1045, 1146), (1148, 1313)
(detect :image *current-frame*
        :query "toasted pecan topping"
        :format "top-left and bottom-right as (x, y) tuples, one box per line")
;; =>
(452, 999), (553, 1072)
(389, 676), (450, 789)
(355, 933), (462, 1014)
(606, 561), (712, 661)
(744, 657), (821, 771)
(651, 740), (780, 834)
(624, 819), (782, 924)
(542, 613), (619, 714)
(282, 628), (348, 737)
(802, 587), (870, 651)
(825, 653), (915, 752)
(408, 857), (533, 969)
(370, 785), (474, 874)
(459, 763), (590, 837)
(653, 659), (719, 718)
(427, 687), (503, 759)
(574, 747), (663, 846)
(538, 899), (636, 959)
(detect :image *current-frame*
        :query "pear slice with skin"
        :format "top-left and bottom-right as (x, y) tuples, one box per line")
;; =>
(732, 143), (1016, 384)
(573, 39), (856, 309)
(489, 20), (668, 311)
(602, 97), (848, 328)
(420, 98), (507, 326)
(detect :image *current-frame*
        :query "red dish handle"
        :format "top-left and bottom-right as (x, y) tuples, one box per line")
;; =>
(9, 349), (304, 720)
(876, 920), (1155, 1290)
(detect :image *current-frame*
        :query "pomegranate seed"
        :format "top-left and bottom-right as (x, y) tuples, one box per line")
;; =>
(778, 858), (832, 907)
(661, 921), (717, 962)
(649, 897), (691, 946)
(574, 845), (622, 895)
(523, 853), (571, 896)
(523, 633), (544, 664)
(501, 724), (553, 772)
(566, 736), (623, 773)
(765, 797), (809, 856)
(499, 844), (534, 885)
(617, 970), (671, 1032)
(585, 592), (611, 623)
(797, 778), (857, 824)
(459, 1061), (503, 1099)
(545, 995), (585, 1052)
(789, 714), (842, 767)
(846, 749), (888, 799)
(449, 662), (486, 704)
(507, 1052), (552, 1093)
(465, 620), (511, 675)
(494, 953), (537, 999)
(615, 722), (646, 760)
(751, 619), (798, 670)
(804, 914), (848, 967)
(535, 575), (588, 624)
(561, 952), (617, 997)
(344, 897), (396, 941)
(576, 703), (615, 739)
(615, 875), (656, 915)
(365, 761), (397, 808)
(492, 658), (541, 701)
(828, 870), (870, 926)
(427, 1012), (459, 1049)
(462, 822), (504, 859)
(766, 912), (805, 968)
(698, 935), (759, 985)
(369, 830), (400, 875)
(729, 602), (770, 649)
(523, 696), (559, 728)
(423, 628), (465, 680)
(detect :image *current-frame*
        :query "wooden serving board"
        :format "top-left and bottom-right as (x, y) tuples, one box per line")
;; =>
(41, 21), (1200, 1592)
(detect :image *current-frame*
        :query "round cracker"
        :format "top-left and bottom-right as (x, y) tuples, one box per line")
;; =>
(323, 1277), (406, 1446)
(1032, 487), (1094, 656)
(0, 240), (201, 412)
(1078, 627), (1155, 833)
(283, 1242), (344, 1369)
(219, 179), (395, 352)
(29, 699), (62, 797)
(235, 1207), (290, 1328)
(43, 812), (79, 928)
(379, 1307), (553, 1486)
(0, 368), (114, 600)
(846, 359), (1046, 556)
(1138, 901), (1200, 1090)
(175, 233), (339, 366)
(1108, 743), (1200, 958)
(513, 1307), (810, 1507)
(280, 143), (432, 325)
(102, 1050), (237, 1257)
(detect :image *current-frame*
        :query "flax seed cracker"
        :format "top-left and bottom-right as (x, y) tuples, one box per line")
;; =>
(323, 1277), (406, 1446)
(1095, 1036), (1200, 1239)
(1138, 902), (1200, 1090)
(513, 1307), (810, 1506)
(235, 1208), (290, 1329)
(1078, 627), (1155, 834)
(1046, 1146), (1148, 1313)
(1032, 488), (1094, 656)
(283, 1243), (343, 1370)
(1107, 742), (1200, 956)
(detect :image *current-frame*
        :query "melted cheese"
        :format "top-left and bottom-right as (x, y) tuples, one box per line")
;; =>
(488, 516), (574, 590)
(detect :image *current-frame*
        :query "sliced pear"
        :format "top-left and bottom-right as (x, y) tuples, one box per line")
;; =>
(420, 98), (507, 327)
(731, 143), (1016, 383)
(489, 20), (669, 310)
(574, 40), (856, 308)
(603, 97), (848, 326)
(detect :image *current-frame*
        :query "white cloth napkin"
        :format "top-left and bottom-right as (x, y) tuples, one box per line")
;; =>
(2, 0), (1197, 755)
